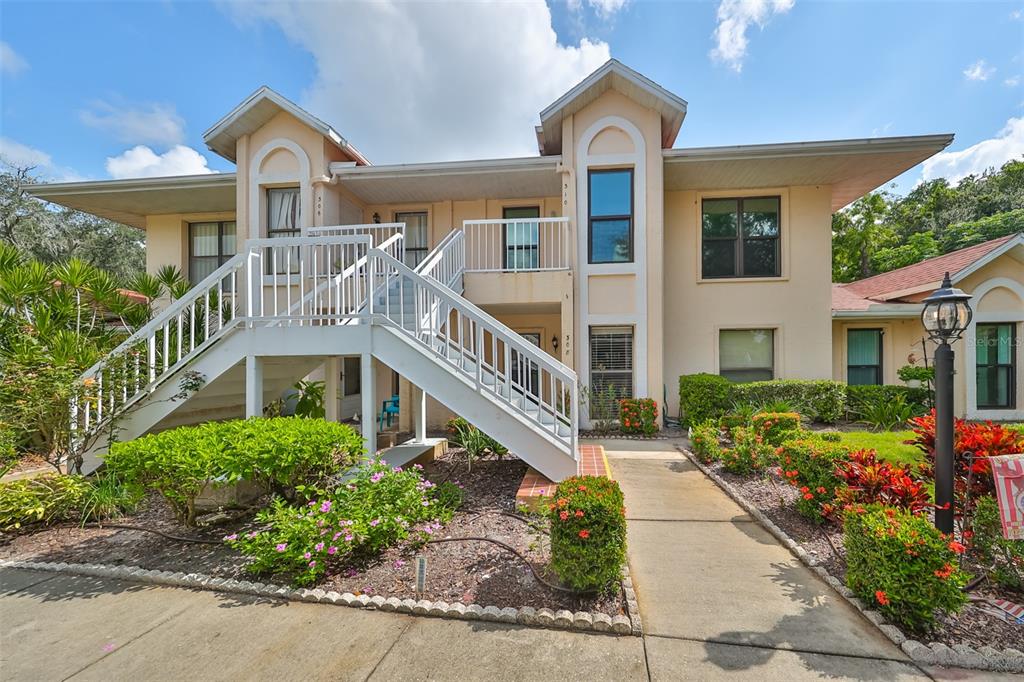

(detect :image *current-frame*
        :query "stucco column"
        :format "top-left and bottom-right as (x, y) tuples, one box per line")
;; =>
(559, 270), (574, 368)
(360, 353), (376, 454)
(245, 354), (263, 418)
(324, 356), (341, 422)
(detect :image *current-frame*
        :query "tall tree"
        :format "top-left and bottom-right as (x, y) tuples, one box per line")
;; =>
(0, 161), (145, 280)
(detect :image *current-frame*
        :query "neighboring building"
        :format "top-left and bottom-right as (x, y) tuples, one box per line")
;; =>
(832, 234), (1024, 421)
(28, 60), (959, 479)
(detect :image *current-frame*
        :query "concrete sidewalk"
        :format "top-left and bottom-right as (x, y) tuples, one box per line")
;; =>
(594, 438), (932, 681)
(1, 568), (646, 681)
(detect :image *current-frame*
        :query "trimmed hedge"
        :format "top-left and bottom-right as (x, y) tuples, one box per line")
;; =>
(106, 417), (365, 525)
(678, 374), (732, 427)
(690, 420), (723, 464)
(846, 384), (930, 417)
(778, 436), (853, 523)
(730, 380), (846, 424)
(548, 475), (627, 592)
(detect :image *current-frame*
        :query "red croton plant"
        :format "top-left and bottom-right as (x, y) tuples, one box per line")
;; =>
(907, 410), (1024, 514)
(832, 449), (930, 515)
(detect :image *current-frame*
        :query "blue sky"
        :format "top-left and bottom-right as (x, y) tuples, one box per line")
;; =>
(1, 0), (1022, 196)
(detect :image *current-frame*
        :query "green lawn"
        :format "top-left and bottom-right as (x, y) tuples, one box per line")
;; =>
(834, 430), (923, 467)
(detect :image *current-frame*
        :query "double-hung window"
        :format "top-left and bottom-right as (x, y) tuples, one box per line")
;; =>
(719, 329), (775, 382)
(588, 169), (633, 264)
(189, 220), (236, 285)
(503, 206), (540, 270)
(976, 323), (1017, 409)
(847, 328), (883, 386)
(589, 327), (634, 413)
(702, 197), (780, 278)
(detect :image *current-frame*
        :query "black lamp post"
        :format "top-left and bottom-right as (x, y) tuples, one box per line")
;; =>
(920, 272), (973, 534)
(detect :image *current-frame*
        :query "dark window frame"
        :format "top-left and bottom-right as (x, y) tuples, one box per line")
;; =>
(188, 220), (236, 285)
(588, 168), (634, 264)
(701, 196), (781, 279)
(847, 328), (884, 386)
(394, 210), (429, 268)
(976, 323), (1017, 410)
(502, 205), (541, 270)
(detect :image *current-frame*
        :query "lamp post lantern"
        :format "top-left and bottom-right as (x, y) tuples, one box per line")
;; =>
(920, 272), (973, 534)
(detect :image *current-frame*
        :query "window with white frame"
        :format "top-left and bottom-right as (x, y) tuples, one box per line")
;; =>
(719, 329), (775, 382)
(589, 326), (634, 411)
(588, 169), (633, 264)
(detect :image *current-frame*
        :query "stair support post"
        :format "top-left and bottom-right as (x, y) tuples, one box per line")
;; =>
(245, 354), (264, 418)
(413, 384), (427, 442)
(360, 352), (376, 455)
(324, 356), (341, 422)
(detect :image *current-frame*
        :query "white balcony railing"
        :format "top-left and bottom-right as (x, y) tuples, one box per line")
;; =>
(461, 217), (570, 273)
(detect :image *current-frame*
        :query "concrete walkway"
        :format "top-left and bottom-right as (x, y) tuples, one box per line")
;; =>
(594, 438), (931, 681)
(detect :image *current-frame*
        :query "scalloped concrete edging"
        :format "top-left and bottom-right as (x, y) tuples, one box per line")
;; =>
(0, 558), (641, 638)
(676, 442), (1024, 674)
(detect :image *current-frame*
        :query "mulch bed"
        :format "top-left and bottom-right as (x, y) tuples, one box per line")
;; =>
(703, 456), (1023, 652)
(0, 447), (626, 617)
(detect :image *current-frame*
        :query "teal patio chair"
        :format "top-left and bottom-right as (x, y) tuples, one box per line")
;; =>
(378, 394), (400, 429)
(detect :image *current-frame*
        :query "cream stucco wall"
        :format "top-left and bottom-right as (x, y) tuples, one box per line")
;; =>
(144, 211), (237, 279)
(663, 185), (834, 418)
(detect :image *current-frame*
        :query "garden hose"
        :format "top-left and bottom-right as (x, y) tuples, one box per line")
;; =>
(81, 522), (222, 545)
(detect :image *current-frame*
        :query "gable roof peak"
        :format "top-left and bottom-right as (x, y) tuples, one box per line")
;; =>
(537, 59), (687, 156)
(203, 86), (370, 166)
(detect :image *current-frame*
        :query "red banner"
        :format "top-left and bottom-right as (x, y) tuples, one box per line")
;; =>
(990, 454), (1024, 540)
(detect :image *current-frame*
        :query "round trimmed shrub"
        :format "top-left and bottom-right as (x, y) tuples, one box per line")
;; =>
(844, 504), (968, 632)
(548, 475), (626, 592)
(679, 374), (732, 427)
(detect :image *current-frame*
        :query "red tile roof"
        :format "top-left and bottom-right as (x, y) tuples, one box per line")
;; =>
(841, 235), (1016, 301)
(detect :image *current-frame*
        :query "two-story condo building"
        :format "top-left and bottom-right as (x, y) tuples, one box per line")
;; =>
(29, 60), (971, 481)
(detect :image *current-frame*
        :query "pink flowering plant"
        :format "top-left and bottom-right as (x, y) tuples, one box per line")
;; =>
(226, 458), (462, 585)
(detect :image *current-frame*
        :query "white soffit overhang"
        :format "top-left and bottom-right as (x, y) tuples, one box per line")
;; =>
(329, 156), (563, 204)
(203, 86), (370, 166)
(23, 173), (237, 229)
(663, 134), (954, 212)
(538, 59), (688, 156)
(832, 304), (923, 319)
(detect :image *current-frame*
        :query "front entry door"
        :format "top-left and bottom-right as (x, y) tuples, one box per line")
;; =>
(396, 211), (428, 269)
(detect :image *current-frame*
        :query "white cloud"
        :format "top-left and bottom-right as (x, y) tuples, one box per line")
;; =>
(922, 117), (1024, 183)
(1011, 9), (1022, 20)
(0, 137), (85, 181)
(223, 0), (610, 163)
(963, 59), (995, 81)
(0, 41), (28, 76)
(105, 145), (214, 179)
(80, 100), (186, 146)
(585, 0), (629, 19)
(710, 0), (794, 73)
(1005, 76), (1021, 87)
(871, 121), (894, 137)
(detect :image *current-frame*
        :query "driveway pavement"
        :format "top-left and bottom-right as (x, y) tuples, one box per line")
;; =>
(0, 438), (1006, 680)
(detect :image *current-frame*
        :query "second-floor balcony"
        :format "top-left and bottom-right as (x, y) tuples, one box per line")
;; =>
(461, 218), (571, 273)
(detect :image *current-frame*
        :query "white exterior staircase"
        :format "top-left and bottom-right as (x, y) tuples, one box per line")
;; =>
(73, 225), (579, 480)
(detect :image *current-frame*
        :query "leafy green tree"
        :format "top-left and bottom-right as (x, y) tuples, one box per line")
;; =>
(832, 192), (895, 282)
(0, 161), (144, 280)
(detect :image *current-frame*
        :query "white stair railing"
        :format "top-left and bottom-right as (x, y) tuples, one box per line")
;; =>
(74, 227), (579, 466)
(461, 217), (570, 272)
(304, 222), (405, 247)
(369, 249), (578, 459)
(415, 229), (464, 291)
